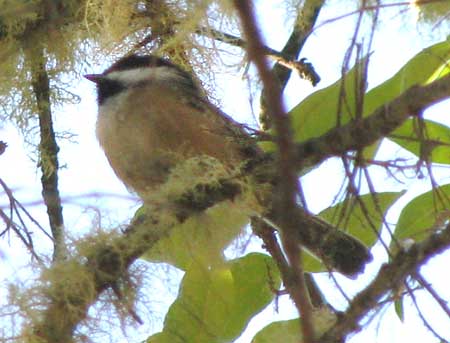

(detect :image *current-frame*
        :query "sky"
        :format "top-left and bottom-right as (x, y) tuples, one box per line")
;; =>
(0, 0), (449, 342)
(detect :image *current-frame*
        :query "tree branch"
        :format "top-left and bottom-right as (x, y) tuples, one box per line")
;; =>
(31, 208), (183, 341)
(320, 222), (450, 342)
(195, 26), (320, 87)
(293, 74), (450, 171)
(27, 46), (66, 262)
(260, 0), (325, 129)
(233, 2), (315, 343)
(28, 71), (450, 341)
(271, 0), (325, 88)
(30, 178), (244, 342)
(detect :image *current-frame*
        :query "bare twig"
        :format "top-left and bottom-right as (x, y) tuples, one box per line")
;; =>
(195, 26), (321, 87)
(405, 282), (447, 342)
(315, 0), (448, 32)
(252, 219), (291, 281)
(320, 222), (450, 342)
(0, 209), (43, 263)
(132, 3), (321, 85)
(0, 181), (45, 266)
(414, 272), (450, 318)
(233, 2), (314, 343)
(293, 74), (450, 171)
(259, 0), (325, 129)
(270, 0), (325, 87)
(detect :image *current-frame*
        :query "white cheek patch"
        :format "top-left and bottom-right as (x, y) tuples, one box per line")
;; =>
(107, 66), (184, 86)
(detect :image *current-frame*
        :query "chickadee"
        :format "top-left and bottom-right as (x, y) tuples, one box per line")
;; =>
(85, 54), (371, 277)
(84, 55), (252, 197)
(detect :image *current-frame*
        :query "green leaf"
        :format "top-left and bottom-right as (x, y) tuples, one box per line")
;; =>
(290, 39), (450, 143)
(252, 319), (302, 343)
(394, 297), (405, 322)
(147, 253), (281, 343)
(288, 40), (450, 161)
(389, 119), (450, 164)
(290, 56), (368, 143)
(142, 201), (249, 270)
(299, 252), (325, 274)
(319, 192), (404, 248)
(363, 40), (450, 118)
(145, 332), (175, 343)
(394, 184), (450, 244)
(251, 307), (337, 343)
(362, 39), (450, 159)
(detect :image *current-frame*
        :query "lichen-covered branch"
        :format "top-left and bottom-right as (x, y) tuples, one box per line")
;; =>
(27, 47), (66, 262)
(27, 70), (450, 341)
(29, 178), (242, 342)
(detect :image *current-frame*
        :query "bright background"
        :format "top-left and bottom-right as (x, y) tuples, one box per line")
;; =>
(0, 1), (449, 342)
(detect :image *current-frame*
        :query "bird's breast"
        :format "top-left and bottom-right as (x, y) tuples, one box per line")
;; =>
(96, 85), (245, 196)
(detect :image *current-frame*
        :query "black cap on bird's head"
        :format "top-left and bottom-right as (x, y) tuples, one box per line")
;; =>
(85, 54), (198, 105)
(106, 54), (179, 73)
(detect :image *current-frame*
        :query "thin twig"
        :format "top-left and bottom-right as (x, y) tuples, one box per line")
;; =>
(0, 209), (44, 264)
(414, 272), (450, 318)
(292, 74), (450, 171)
(259, 0), (325, 129)
(314, 0), (448, 32)
(195, 26), (321, 87)
(405, 282), (448, 342)
(233, 2), (314, 343)
(133, 14), (321, 85)
(320, 222), (450, 342)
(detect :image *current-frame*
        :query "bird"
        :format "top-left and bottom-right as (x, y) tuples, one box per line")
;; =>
(85, 54), (372, 277)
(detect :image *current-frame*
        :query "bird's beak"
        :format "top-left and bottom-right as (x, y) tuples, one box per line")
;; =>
(84, 74), (104, 83)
